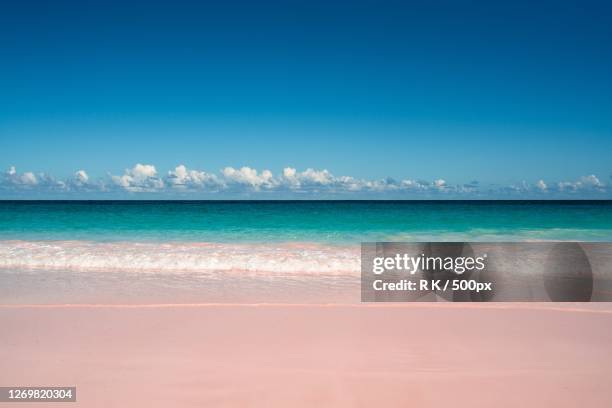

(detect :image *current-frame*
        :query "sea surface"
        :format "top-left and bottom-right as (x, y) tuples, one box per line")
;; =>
(1, 200), (611, 304)
(1, 200), (611, 243)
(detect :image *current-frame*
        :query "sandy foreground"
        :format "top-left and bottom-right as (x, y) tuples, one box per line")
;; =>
(1, 304), (612, 407)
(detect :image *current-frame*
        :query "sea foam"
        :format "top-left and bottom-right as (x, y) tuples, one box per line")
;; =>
(0, 240), (360, 275)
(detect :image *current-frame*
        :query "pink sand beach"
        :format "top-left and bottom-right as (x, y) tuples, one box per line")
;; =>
(2, 303), (612, 407)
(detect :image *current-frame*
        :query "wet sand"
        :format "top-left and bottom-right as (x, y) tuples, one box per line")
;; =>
(1, 304), (611, 407)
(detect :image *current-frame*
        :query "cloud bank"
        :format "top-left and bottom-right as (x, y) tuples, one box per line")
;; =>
(1, 164), (609, 199)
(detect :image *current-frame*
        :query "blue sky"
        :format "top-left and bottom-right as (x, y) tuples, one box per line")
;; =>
(0, 0), (611, 198)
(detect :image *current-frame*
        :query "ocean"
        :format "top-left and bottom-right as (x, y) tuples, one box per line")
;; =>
(1, 200), (611, 242)
(1, 200), (611, 304)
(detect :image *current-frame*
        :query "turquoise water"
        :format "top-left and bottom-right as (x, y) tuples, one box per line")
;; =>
(1, 200), (611, 242)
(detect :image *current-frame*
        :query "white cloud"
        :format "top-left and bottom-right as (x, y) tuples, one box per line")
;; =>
(283, 167), (297, 178)
(557, 174), (605, 193)
(111, 164), (164, 192)
(536, 180), (547, 191)
(166, 165), (222, 190)
(580, 174), (604, 188)
(4, 166), (38, 187)
(64, 170), (105, 192)
(1, 166), (66, 192)
(433, 179), (446, 189)
(299, 168), (334, 185)
(20, 172), (38, 185)
(1, 165), (609, 198)
(280, 167), (335, 190)
(222, 166), (276, 190)
(74, 170), (89, 184)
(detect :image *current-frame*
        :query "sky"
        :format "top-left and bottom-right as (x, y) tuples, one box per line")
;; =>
(0, 0), (611, 198)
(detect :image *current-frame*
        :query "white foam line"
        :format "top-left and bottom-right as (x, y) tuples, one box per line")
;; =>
(0, 240), (360, 275)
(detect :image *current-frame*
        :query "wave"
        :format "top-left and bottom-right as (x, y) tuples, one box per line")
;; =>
(0, 240), (361, 275)
(384, 228), (612, 242)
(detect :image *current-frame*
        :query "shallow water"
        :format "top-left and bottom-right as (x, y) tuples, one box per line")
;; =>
(1, 200), (611, 242)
